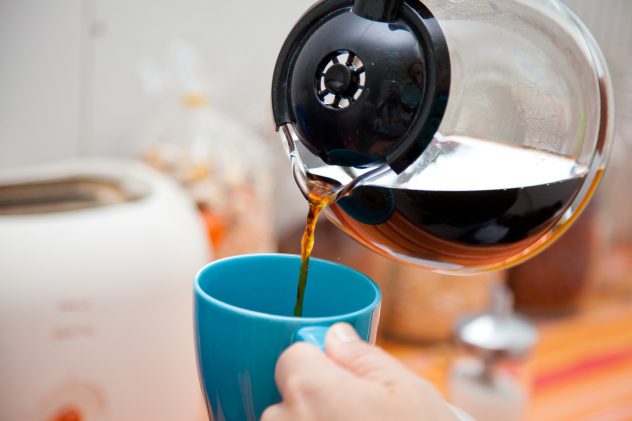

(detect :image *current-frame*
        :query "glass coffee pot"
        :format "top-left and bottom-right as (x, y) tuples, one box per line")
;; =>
(272, 0), (614, 274)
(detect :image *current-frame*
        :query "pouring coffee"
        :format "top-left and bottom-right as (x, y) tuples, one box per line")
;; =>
(272, 0), (614, 298)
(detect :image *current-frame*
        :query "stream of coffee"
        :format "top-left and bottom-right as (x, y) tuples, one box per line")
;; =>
(293, 202), (323, 317)
(293, 181), (336, 317)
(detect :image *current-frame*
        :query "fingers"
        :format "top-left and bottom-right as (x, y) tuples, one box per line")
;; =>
(325, 323), (410, 385)
(268, 324), (456, 421)
(274, 341), (350, 402)
(260, 403), (288, 421)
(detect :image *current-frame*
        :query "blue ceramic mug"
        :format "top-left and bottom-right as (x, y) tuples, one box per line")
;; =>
(194, 253), (381, 421)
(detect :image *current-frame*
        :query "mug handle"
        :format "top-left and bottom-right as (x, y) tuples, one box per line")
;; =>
(295, 326), (330, 351)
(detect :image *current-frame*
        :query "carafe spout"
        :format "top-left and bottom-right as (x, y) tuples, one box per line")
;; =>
(280, 124), (392, 205)
(281, 124), (345, 204)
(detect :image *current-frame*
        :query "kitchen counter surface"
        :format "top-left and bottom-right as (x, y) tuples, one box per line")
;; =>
(380, 294), (632, 421)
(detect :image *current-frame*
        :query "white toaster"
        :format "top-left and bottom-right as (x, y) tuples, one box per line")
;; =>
(0, 159), (211, 421)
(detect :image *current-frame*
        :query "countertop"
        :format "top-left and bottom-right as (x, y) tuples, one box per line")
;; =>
(381, 294), (632, 421)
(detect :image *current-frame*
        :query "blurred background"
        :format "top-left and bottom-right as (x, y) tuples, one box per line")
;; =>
(1, 0), (631, 420)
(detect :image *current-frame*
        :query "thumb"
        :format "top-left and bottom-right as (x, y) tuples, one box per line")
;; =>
(325, 323), (409, 384)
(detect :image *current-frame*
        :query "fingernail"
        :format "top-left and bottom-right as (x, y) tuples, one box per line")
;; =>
(331, 323), (360, 343)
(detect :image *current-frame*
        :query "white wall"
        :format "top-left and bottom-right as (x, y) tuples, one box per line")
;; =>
(0, 0), (312, 168)
(0, 1), (83, 168)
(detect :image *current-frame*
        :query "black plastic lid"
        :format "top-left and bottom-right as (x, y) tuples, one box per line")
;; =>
(272, 0), (450, 173)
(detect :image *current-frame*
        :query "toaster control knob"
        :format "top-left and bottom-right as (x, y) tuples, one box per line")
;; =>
(50, 407), (82, 421)
(41, 383), (105, 421)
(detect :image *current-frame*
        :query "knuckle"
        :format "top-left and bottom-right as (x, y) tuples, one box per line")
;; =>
(261, 404), (282, 421)
(344, 346), (406, 381)
(276, 343), (316, 374)
(284, 372), (318, 397)
(348, 348), (384, 372)
(276, 343), (323, 399)
(278, 343), (310, 363)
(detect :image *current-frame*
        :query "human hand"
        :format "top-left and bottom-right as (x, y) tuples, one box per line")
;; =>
(261, 323), (459, 421)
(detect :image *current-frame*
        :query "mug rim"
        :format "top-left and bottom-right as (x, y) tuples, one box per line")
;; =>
(194, 253), (381, 322)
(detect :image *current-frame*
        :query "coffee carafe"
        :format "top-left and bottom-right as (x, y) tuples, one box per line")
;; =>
(272, 0), (614, 274)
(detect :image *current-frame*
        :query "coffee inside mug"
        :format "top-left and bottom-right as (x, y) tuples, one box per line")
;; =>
(196, 254), (379, 318)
